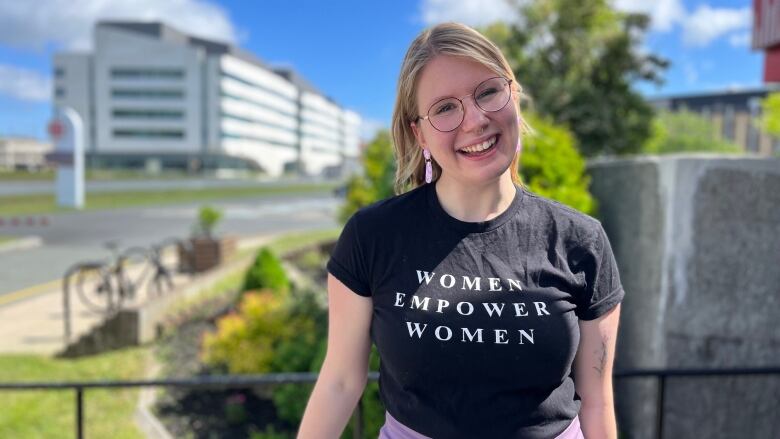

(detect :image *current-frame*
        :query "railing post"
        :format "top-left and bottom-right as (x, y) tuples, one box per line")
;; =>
(63, 275), (71, 342)
(656, 375), (665, 439)
(76, 386), (84, 439)
(352, 397), (364, 439)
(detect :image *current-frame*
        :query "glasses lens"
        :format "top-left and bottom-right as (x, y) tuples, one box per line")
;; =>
(475, 78), (510, 112)
(428, 97), (463, 132)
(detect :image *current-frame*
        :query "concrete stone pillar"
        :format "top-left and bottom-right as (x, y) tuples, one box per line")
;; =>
(587, 155), (780, 439)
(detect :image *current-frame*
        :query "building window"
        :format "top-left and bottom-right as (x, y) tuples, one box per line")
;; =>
(220, 91), (296, 117)
(112, 109), (184, 119)
(111, 89), (184, 99)
(54, 67), (64, 78)
(220, 71), (294, 103)
(220, 113), (297, 134)
(111, 68), (184, 79)
(54, 87), (65, 98)
(113, 129), (184, 139)
(221, 132), (296, 148)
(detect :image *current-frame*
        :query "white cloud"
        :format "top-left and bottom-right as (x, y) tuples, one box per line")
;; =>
(682, 6), (751, 47)
(420, 0), (521, 27)
(612, 0), (686, 32)
(0, 64), (51, 102)
(0, 0), (238, 51)
(728, 31), (751, 48)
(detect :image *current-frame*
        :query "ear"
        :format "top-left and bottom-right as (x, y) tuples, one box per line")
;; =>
(410, 120), (427, 150)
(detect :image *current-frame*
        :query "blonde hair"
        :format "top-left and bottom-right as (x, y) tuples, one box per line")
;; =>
(391, 22), (531, 194)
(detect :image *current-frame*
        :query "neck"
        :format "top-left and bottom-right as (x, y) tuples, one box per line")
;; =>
(434, 170), (517, 223)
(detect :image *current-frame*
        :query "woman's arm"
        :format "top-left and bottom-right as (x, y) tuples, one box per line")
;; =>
(574, 303), (621, 439)
(297, 273), (373, 438)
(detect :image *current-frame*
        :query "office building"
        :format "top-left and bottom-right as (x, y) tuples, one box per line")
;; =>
(53, 21), (361, 176)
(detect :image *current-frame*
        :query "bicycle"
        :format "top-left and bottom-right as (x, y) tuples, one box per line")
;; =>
(133, 237), (188, 298)
(63, 241), (146, 314)
(64, 238), (195, 315)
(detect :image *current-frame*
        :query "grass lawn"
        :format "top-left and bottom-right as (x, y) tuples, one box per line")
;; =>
(0, 235), (16, 244)
(0, 169), (237, 181)
(0, 346), (150, 439)
(0, 182), (339, 216)
(0, 228), (341, 438)
(265, 228), (341, 256)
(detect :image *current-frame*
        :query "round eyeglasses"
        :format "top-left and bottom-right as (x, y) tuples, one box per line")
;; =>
(416, 77), (513, 132)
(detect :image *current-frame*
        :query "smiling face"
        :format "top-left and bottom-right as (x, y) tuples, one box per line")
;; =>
(411, 54), (519, 187)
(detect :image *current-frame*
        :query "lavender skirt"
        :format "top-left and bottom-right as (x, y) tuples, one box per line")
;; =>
(378, 411), (584, 439)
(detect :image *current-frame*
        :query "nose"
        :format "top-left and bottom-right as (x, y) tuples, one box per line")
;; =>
(459, 96), (490, 133)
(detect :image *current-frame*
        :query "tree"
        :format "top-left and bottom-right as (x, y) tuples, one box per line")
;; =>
(520, 112), (595, 214)
(641, 110), (741, 155)
(338, 129), (396, 222)
(483, 0), (668, 157)
(761, 92), (780, 138)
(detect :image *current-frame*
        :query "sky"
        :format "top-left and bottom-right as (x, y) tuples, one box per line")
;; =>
(0, 0), (762, 140)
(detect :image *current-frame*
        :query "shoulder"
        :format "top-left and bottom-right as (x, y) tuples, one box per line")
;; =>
(519, 187), (604, 245)
(350, 184), (428, 228)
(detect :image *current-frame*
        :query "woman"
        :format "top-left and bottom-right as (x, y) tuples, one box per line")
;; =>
(298, 22), (623, 439)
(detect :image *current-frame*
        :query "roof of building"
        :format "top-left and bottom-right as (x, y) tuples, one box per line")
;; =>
(96, 21), (326, 93)
(648, 84), (780, 111)
(648, 84), (780, 102)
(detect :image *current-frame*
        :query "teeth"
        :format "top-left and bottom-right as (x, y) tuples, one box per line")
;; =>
(460, 136), (496, 153)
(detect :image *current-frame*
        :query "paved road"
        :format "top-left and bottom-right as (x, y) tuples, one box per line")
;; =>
(0, 192), (341, 296)
(0, 176), (337, 196)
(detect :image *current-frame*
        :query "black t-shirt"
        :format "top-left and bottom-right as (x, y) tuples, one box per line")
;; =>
(327, 182), (624, 439)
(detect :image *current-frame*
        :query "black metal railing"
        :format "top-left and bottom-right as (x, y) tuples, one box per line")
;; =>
(1, 366), (778, 439)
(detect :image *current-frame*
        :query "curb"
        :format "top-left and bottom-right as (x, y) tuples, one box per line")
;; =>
(0, 236), (43, 254)
(135, 351), (175, 439)
(0, 232), (277, 309)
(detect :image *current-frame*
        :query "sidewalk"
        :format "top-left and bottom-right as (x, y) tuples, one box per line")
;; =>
(0, 233), (275, 355)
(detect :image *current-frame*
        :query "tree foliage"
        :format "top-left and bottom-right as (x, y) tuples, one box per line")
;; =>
(338, 129), (396, 223)
(483, 0), (668, 157)
(641, 110), (741, 154)
(761, 92), (780, 138)
(519, 113), (595, 214)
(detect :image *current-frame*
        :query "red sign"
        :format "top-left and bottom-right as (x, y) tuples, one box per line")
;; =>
(48, 120), (64, 140)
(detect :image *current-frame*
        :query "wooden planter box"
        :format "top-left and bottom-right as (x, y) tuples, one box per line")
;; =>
(178, 235), (237, 273)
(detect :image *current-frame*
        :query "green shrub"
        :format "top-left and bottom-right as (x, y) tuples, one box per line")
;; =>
(249, 425), (291, 439)
(641, 109), (742, 154)
(519, 112), (596, 215)
(194, 205), (223, 238)
(201, 280), (385, 436)
(296, 249), (325, 273)
(242, 248), (290, 295)
(200, 289), (289, 374)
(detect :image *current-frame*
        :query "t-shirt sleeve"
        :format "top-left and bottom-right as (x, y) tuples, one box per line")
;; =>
(326, 212), (372, 297)
(575, 222), (625, 320)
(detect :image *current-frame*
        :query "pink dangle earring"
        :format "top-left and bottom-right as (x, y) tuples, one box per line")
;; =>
(423, 148), (432, 184)
(516, 116), (523, 153)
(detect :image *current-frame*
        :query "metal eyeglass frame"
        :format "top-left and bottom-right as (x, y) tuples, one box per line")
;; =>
(414, 77), (514, 132)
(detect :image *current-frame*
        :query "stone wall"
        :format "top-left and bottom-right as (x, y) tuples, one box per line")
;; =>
(588, 155), (780, 439)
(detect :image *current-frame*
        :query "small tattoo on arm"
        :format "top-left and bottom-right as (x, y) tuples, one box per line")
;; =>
(592, 336), (609, 376)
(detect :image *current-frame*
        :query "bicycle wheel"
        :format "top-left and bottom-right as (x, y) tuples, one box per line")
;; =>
(117, 246), (152, 303)
(73, 263), (122, 314)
